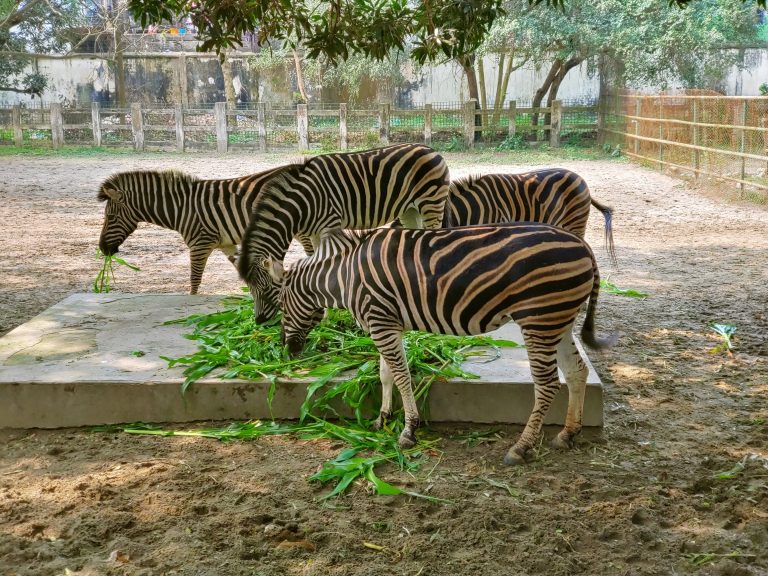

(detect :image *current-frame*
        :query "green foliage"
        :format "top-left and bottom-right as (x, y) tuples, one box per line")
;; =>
(0, 0), (89, 97)
(602, 143), (622, 157)
(760, 82), (768, 96)
(149, 295), (519, 499)
(599, 279), (648, 298)
(496, 134), (528, 151)
(93, 250), (140, 293)
(709, 323), (737, 354)
(128, 0), (505, 63)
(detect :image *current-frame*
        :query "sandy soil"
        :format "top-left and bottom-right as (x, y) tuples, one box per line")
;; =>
(0, 151), (767, 576)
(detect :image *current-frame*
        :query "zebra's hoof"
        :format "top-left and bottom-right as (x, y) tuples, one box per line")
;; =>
(372, 412), (390, 431)
(397, 431), (417, 449)
(503, 447), (527, 466)
(551, 429), (580, 450)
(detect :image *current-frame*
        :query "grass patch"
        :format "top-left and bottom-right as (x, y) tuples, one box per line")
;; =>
(109, 294), (520, 500)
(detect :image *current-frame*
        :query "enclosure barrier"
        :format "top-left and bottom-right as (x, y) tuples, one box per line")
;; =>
(0, 99), (597, 152)
(601, 91), (768, 201)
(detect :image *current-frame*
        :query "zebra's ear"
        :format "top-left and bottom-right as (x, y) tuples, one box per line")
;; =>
(99, 186), (124, 203)
(262, 257), (285, 283)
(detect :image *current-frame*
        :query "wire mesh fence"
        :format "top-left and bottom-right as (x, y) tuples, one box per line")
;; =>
(603, 90), (768, 202)
(0, 99), (598, 152)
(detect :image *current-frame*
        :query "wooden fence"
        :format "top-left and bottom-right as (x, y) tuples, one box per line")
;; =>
(0, 100), (598, 152)
(602, 92), (768, 198)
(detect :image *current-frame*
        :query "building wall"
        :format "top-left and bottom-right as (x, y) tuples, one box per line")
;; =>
(1, 50), (765, 108)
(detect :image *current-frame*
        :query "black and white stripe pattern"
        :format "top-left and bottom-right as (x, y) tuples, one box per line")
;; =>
(97, 167), (303, 294)
(271, 223), (613, 465)
(238, 144), (450, 322)
(447, 169), (617, 265)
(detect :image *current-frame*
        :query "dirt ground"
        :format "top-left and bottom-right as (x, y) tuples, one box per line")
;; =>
(0, 150), (766, 576)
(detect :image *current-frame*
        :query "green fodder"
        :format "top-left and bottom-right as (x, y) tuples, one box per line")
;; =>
(134, 294), (522, 499)
(93, 250), (140, 293)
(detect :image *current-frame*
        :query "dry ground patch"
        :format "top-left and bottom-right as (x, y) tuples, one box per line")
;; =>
(0, 151), (766, 575)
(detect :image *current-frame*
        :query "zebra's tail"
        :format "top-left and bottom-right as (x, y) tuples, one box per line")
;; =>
(590, 197), (618, 268)
(581, 252), (618, 350)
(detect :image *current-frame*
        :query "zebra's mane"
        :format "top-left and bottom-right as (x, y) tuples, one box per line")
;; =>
(97, 170), (199, 201)
(254, 158), (311, 208)
(449, 173), (481, 194)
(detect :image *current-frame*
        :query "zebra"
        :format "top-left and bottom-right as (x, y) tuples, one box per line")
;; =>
(446, 169), (617, 266)
(97, 166), (312, 295)
(265, 223), (614, 465)
(238, 143), (450, 323)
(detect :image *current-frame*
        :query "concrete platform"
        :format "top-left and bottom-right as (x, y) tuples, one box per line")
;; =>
(0, 294), (603, 429)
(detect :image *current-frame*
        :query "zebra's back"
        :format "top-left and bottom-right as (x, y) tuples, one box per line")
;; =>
(239, 143), (451, 321)
(344, 223), (595, 336)
(448, 169), (590, 232)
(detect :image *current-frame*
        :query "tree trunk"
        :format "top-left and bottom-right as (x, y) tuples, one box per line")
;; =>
(114, 20), (126, 108)
(460, 55), (480, 102)
(544, 56), (584, 138)
(221, 52), (238, 107)
(530, 59), (562, 137)
(491, 54), (506, 127)
(477, 56), (488, 136)
(293, 49), (309, 103)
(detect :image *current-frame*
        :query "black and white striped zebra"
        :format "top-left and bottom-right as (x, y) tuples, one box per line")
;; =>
(97, 166), (308, 294)
(238, 144), (450, 322)
(266, 223), (613, 465)
(447, 169), (617, 265)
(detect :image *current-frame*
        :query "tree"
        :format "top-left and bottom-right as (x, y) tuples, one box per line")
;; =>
(128, 0), (504, 91)
(0, 0), (83, 97)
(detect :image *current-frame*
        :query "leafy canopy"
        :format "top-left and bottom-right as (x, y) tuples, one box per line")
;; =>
(127, 0), (767, 65)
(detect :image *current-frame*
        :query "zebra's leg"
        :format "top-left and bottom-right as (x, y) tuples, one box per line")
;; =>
(373, 355), (395, 430)
(370, 328), (420, 448)
(551, 325), (588, 450)
(187, 240), (216, 295)
(504, 331), (562, 466)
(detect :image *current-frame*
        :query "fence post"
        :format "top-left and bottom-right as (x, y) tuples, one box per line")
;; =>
(297, 104), (308, 152)
(508, 101), (517, 139)
(175, 105), (185, 152)
(463, 100), (476, 148)
(339, 103), (348, 151)
(130, 102), (144, 151)
(658, 98), (664, 169)
(634, 98), (641, 156)
(12, 105), (23, 147)
(739, 100), (747, 197)
(91, 102), (102, 147)
(424, 103), (432, 146)
(215, 102), (228, 153)
(378, 103), (390, 145)
(549, 100), (562, 148)
(50, 103), (64, 149)
(692, 99), (700, 178)
(257, 102), (267, 152)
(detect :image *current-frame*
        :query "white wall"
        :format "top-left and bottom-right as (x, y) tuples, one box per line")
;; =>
(408, 56), (600, 104)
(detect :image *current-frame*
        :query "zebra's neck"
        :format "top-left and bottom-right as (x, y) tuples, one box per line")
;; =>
(297, 254), (346, 310)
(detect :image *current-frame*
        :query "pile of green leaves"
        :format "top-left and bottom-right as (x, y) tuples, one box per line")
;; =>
(93, 250), (140, 293)
(149, 293), (519, 499)
(600, 278), (648, 299)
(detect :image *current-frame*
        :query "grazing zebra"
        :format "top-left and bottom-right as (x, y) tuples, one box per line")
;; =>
(238, 143), (450, 322)
(97, 166), (310, 294)
(266, 223), (614, 465)
(447, 169), (617, 266)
